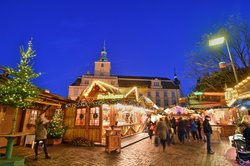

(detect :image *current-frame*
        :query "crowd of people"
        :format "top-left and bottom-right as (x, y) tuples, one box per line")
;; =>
(146, 115), (214, 154)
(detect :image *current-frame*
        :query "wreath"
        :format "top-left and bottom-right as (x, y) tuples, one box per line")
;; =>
(93, 113), (98, 119)
(80, 114), (84, 119)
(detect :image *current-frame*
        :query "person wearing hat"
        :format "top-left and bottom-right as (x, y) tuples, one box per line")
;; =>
(203, 115), (214, 154)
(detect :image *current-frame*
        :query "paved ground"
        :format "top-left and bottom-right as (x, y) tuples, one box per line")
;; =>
(21, 135), (236, 166)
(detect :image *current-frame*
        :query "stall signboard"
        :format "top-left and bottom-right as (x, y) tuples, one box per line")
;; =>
(97, 93), (124, 100)
(194, 91), (203, 95)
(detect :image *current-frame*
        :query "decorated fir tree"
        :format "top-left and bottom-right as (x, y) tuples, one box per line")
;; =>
(47, 109), (65, 139)
(0, 40), (41, 159)
(0, 40), (41, 133)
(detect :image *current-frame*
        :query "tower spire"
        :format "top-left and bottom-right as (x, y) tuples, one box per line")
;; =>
(173, 67), (180, 86)
(103, 40), (106, 51)
(174, 67), (177, 78)
(99, 41), (108, 61)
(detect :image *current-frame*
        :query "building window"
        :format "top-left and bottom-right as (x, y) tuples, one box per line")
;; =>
(101, 63), (104, 67)
(111, 81), (115, 85)
(164, 91), (168, 97)
(172, 91), (176, 105)
(75, 108), (86, 126)
(74, 88), (78, 96)
(148, 92), (151, 97)
(89, 107), (100, 126)
(28, 109), (38, 125)
(100, 72), (104, 76)
(156, 99), (161, 106)
(154, 82), (160, 87)
(84, 80), (89, 85)
(164, 99), (168, 107)
(156, 91), (160, 97)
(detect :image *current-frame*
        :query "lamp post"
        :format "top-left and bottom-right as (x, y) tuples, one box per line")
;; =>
(209, 36), (239, 84)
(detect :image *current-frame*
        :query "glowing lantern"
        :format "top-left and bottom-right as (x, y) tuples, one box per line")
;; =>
(219, 62), (227, 69)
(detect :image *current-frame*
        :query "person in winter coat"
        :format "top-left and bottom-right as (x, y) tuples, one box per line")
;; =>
(242, 121), (250, 150)
(34, 112), (51, 160)
(195, 118), (202, 140)
(171, 117), (177, 134)
(177, 117), (185, 144)
(155, 118), (168, 152)
(148, 121), (154, 139)
(190, 119), (199, 141)
(165, 117), (172, 145)
(203, 115), (214, 154)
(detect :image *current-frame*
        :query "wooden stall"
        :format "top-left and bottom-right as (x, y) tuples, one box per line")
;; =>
(63, 103), (103, 143)
(63, 80), (155, 143)
(0, 90), (72, 147)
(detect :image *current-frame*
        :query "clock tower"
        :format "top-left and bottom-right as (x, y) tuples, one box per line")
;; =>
(94, 42), (111, 76)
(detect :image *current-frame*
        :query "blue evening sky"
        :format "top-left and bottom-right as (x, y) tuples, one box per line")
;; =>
(1, 0), (250, 97)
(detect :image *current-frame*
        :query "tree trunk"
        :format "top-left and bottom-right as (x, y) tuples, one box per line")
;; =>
(10, 107), (19, 134)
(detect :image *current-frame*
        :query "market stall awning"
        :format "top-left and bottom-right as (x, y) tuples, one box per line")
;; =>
(164, 106), (194, 114)
(188, 103), (226, 109)
(77, 80), (122, 101)
(138, 95), (159, 110)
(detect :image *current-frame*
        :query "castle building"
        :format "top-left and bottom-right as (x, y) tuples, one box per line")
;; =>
(69, 45), (182, 108)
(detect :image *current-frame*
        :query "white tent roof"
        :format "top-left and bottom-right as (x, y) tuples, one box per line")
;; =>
(164, 106), (194, 114)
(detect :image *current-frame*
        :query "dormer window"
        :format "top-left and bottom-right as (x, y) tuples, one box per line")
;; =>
(154, 82), (160, 87)
(84, 80), (89, 85)
(152, 79), (161, 88)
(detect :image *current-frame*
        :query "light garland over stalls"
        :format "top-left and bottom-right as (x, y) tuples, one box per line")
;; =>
(65, 98), (155, 111)
(234, 76), (250, 89)
(83, 80), (119, 97)
(70, 80), (158, 111)
(226, 76), (250, 100)
(124, 87), (139, 102)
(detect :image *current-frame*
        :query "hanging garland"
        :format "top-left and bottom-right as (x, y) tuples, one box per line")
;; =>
(66, 98), (154, 111)
(66, 102), (87, 108)
(80, 114), (84, 119)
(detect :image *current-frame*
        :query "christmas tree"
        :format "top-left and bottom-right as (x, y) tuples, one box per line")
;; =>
(0, 40), (41, 133)
(47, 109), (66, 139)
(0, 40), (41, 159)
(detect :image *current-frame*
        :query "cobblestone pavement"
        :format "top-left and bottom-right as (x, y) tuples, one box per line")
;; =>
(25, 136), (233, 166)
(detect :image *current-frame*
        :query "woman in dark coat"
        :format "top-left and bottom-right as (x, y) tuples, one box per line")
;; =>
(34, 112), (51, 160)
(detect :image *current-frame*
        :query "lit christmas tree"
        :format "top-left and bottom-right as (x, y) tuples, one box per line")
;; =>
(0, 40), (41, 159)
(47, 109), (65, 139)
(0, 40), (41, 133)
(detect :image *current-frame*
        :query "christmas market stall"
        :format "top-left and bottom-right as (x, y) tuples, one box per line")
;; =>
(63, 80), (156, 143)
(0, 90), (72, 148)
(225, 75), (250, 135)
(188, 91), (236, 138)
(0, 64), (73, 149)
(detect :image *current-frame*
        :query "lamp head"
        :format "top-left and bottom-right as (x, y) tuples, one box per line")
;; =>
(209, 37), (225, 46)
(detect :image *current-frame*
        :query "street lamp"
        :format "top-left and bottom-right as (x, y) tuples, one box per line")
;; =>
(209, 36), (239, 84)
